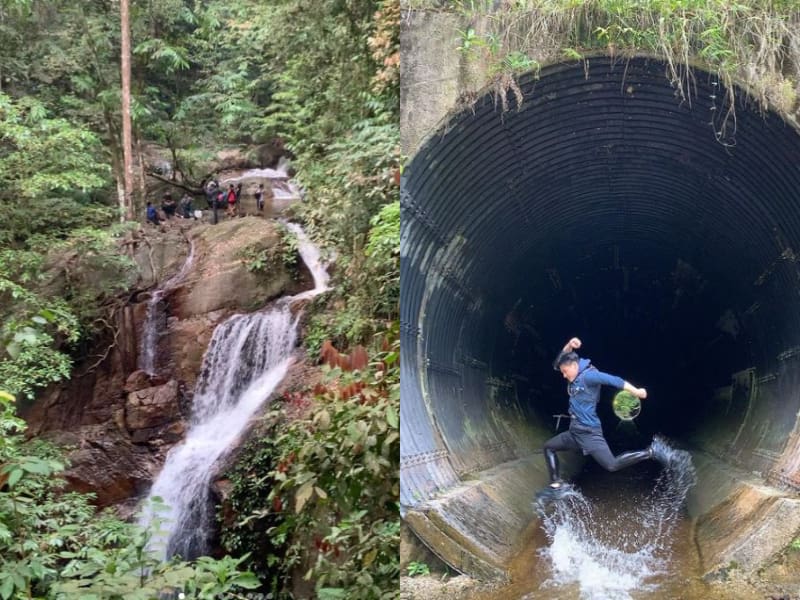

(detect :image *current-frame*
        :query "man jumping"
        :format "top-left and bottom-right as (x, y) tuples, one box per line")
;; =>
(544, 337), (657, 490)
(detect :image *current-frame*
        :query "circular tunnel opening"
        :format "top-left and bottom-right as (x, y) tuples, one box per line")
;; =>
(401, 56), (800, 582)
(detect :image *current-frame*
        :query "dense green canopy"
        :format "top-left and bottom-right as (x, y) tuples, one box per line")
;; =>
(0, 1), (398, 598)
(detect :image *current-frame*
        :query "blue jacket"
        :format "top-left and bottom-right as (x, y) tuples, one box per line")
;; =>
(567, 358), (624, 428)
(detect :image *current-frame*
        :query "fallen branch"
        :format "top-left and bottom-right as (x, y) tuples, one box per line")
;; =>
(145, 171), (206, 195)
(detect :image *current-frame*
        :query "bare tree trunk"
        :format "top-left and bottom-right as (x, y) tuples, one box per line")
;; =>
(135, 134), (148, 213)
(120, 0), (134, 222)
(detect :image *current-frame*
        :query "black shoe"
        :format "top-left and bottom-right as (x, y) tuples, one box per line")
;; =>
(648, 434), (671, 464)
(534, 482), (575, 515)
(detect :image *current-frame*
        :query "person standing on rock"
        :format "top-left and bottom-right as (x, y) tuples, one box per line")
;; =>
(255, 183), (265, 211)
(543, 337), (659, 491)
(226, 184), (237, 217)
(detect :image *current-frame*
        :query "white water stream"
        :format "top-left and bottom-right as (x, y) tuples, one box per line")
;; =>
(138, 238), (196, 375)
(221, 157), (301, 200)
(140, 222), (329, 559)
(538, 438), (696, 600)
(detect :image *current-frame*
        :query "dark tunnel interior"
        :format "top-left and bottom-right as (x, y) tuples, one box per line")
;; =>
(498, 239), (754, 443)
(400, 56), (800, 514)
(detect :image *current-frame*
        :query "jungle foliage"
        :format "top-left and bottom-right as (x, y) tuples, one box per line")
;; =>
(1, 0), (400, 395)
(222, 328), (400, 599)
(0, 391), (261, 599)
(1, 0), (399, 597)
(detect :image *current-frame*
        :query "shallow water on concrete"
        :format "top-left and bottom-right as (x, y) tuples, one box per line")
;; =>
(475, 459), (716, 600)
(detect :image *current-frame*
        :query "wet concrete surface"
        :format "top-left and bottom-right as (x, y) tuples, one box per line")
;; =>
(475, 460), (708, 599)
(402, 456), (789, 600)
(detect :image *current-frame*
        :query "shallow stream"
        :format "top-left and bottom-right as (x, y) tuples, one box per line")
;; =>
(475, 456), (715, 600)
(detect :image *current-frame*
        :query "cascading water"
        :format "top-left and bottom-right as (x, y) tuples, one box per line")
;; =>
(139, 238), (196, 375)
(538, 438), (696, 600)
(221, 157), (301, 201)
(140, 223), (329, 559)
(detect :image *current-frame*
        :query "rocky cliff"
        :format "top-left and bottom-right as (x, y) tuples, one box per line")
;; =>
(23, 217), (311, 507)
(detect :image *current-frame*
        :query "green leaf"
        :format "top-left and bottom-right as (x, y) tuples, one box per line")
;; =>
(6, 341), (20, 360)
(7, 468), (23, 488)
(9, 571), (24, 592)
(362, 548), (378, 567)
(38, 309), (56, 322)
(231, 573), (261, 589)
(318, 588), (347, 599)
(295, 481), (314, 513)
(13, 327), (39, 344)
(20, 458), (52, 475)
(386, 406), (398, 429)
(0, 576), (12, 600)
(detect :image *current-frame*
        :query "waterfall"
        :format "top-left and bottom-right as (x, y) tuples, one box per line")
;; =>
(139, 238), (195, 375)
(538, 438), (696, 600)
(220, 157), (302, 201)
(140, 224), (328, 560)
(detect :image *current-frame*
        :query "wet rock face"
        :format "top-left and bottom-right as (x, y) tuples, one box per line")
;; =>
(174, 218), (298, 318)
(125, 379), (182, 431)
(133, 226), (190, 290)
(45, 426), (161, 506)
(24, 217), (309, 507)
(165, 218), (309, 385)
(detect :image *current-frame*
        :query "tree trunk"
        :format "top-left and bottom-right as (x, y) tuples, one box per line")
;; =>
(135, 134), (148, 213)
(120, 0), (134, 222)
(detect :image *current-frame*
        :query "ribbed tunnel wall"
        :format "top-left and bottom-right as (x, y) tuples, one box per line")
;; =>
(400, 56), (800, 579)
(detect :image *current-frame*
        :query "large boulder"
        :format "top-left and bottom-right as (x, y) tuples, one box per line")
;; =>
(125, 379), (182, 432)
(174, 217), (301, 317)
(133, 225), (192, 290)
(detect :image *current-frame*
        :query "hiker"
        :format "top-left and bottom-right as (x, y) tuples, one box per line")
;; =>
(225, 184), (237, 217)
(179, 193), (195, 219)
(543, 337), (656, 490)
(255, 183), (265, 211)
(211, 190), (224, 225)
(146, 201), (160, 226)
(205, 179), (219, 208)
(235, 182), (243, 207)
(162, 193), (177, 219)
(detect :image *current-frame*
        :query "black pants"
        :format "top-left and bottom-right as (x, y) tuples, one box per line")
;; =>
(543, 424), (651, 482)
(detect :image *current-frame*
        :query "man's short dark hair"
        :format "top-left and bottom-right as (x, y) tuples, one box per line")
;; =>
(553, 351), (579, 371)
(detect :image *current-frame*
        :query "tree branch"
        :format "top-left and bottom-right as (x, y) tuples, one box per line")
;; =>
(145, 171), (206, 195)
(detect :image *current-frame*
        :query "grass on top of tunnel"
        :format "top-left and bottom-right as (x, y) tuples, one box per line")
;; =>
(404, 0), (800, 128)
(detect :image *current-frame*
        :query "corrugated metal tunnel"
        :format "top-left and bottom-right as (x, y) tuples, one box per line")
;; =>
(400, 56), (800, 580)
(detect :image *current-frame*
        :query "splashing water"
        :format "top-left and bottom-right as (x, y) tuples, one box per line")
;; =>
(140, 224), (329, 560)
(538, 437), (696, 600)
(139, 238), (196, 375)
